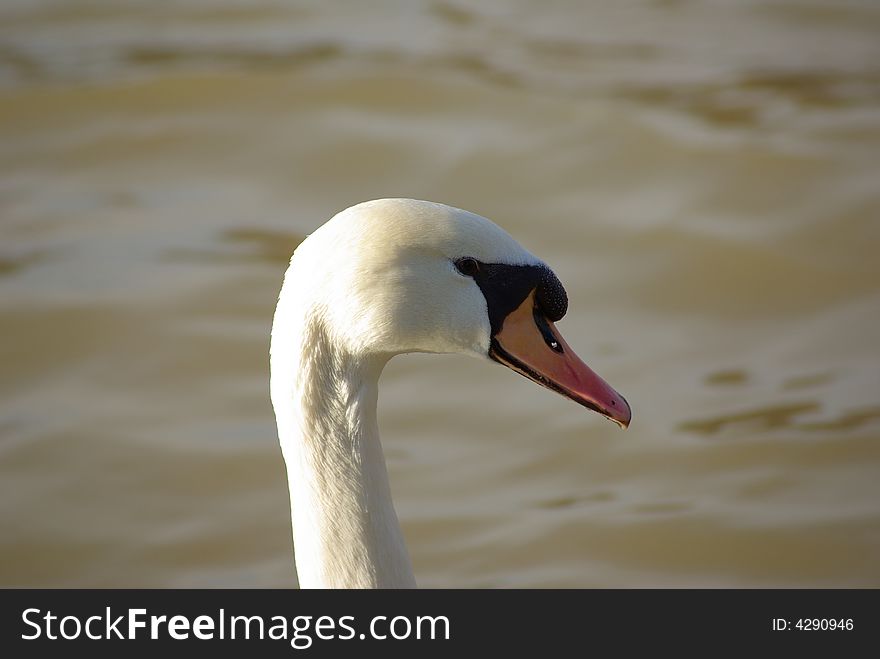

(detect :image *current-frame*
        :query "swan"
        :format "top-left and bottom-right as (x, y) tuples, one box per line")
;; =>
(269, 198), (631, 588)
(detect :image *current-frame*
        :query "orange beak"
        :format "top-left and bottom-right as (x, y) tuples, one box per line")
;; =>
(489, 291), (631, 428)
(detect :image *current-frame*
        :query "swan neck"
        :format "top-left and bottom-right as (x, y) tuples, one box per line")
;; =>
(271, 312), (415, 588)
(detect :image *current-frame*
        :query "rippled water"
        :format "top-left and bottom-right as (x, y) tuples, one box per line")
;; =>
(2, 0), (879, 587)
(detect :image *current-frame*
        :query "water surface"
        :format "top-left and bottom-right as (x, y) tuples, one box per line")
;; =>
(1, 0), (879, 587)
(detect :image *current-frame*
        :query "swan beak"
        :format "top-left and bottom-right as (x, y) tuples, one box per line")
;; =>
(489, 291), (631, 429)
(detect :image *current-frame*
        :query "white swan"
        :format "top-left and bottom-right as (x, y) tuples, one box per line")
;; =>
(269, 198), (630, 588)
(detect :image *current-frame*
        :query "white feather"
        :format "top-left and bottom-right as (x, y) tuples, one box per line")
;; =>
(270, 198), (540, 588)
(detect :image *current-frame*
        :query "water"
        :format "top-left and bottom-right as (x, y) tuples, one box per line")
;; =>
(1, 0), (879, 587)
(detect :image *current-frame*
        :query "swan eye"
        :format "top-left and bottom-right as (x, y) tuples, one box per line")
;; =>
(455, 257), (480, 277)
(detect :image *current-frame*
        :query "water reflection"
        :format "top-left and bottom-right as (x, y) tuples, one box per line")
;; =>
(782, 372), (833, 390)
(680, 402), (880, 436)
(704, 369), (749, 386)
(797, 406), (880, 433)
(125, 44), (342, 71)
(620, 72), (880, 127)
(164, 229), (303, 265)
(0, 251), (44, 278)
(537, 490), (616, 510)
(679, 402), (821, 436)
(222, 228), (304, 265)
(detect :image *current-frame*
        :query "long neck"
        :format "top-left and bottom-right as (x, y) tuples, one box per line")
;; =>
(270, 301), (416, 589)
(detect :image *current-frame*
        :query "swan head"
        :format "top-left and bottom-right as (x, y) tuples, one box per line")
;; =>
(280, 198), (630, 428)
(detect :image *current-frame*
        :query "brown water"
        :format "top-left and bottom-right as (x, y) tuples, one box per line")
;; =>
(2, 0), (879, 588)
